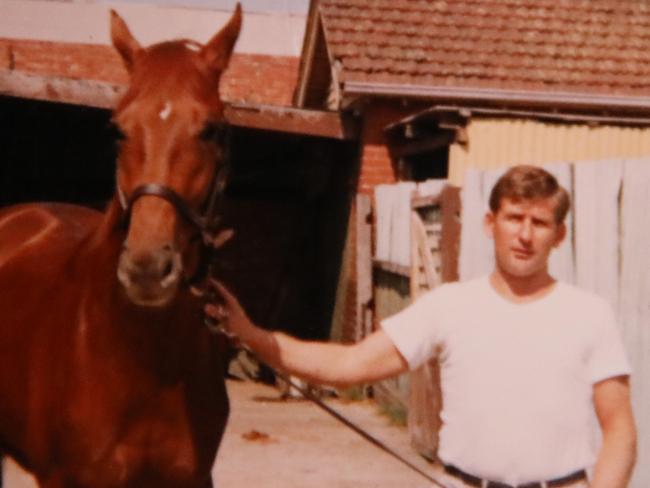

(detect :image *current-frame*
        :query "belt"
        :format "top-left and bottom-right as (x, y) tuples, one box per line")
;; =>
(443, 464), (587, 488)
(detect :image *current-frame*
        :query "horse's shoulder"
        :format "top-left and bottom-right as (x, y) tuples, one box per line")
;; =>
(0, 203), (103, 265)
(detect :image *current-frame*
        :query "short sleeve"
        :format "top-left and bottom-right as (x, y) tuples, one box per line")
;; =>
(380, 285), (450, 370)
(588, 301), (632, 384)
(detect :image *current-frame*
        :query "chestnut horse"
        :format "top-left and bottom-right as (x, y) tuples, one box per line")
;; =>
(0, 5), (241, 487)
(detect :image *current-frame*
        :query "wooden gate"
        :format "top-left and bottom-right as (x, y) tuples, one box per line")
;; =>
(371, 183), (460, 459)
(407, 188), (460, 460)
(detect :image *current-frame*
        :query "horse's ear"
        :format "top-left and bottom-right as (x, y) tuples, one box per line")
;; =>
(110, 10), (142, 73)
(201, 3), (242, 74)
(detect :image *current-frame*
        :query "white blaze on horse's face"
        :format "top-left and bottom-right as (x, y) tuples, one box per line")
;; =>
(159, 101), (173, 121)
(110, 4), (241, 307)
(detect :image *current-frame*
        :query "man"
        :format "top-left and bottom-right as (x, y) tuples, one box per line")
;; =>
(207, 165), (636, 487)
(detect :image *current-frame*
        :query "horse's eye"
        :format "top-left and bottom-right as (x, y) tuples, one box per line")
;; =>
(108, 122), (127, 142)
(199, 123), (219, 142)
(200, 122), (229, 143)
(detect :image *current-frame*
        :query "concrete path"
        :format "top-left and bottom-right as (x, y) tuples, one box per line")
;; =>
(3, 379), (436, 487)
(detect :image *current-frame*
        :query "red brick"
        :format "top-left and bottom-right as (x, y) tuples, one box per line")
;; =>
(1, 38), (299, 107)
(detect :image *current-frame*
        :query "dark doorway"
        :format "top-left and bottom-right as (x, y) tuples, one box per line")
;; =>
(0, 96), (116, 208)
(217, 127), (358, 342)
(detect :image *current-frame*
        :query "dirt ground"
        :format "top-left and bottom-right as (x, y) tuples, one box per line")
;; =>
(3, 379), (438, 488)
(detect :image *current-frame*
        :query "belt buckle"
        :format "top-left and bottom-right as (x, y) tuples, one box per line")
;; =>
(486, 481), (513, 488)
(517, 482), (545, 488)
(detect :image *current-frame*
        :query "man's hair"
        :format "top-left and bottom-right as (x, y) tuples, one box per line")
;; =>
(488, 165), (570, 223)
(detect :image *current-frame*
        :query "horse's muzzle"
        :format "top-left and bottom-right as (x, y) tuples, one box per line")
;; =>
(117, 244), (183, 307)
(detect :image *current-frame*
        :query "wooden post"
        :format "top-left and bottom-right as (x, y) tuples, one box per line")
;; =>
(407, 193), (448, 461)
(356, 194), (373, 341)
(440, 185), (461, 283)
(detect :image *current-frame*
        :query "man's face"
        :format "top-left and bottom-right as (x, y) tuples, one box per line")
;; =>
(485, 197), (566, 279)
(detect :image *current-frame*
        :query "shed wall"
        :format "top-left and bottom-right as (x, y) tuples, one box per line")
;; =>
(449, 118), (650, 185)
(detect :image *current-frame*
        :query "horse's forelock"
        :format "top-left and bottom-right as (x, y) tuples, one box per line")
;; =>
(122, 42), (221, 109)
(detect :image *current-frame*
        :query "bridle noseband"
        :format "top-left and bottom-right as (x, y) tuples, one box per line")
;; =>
(117, 163), (229, 286)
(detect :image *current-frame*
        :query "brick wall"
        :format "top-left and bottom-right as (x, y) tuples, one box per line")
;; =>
(358, 143), (395, 194)
(0, 38), (299, 107)
(223, 54), (299, 106)
(357, 103), (415, 194)
(0, 39), (126, 84)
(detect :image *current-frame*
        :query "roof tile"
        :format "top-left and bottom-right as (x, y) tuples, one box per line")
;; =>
(319, 0), (650, 96)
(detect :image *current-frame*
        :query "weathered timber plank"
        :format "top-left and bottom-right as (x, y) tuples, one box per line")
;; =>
(224, 103), (358, 140)
(0, 69), (122, 108)
(411, 193), (441, 209)
(372, 259), (410, 278)
(411, 211), (439, 289)
(440, 185), (461, 283)
(356, 195), (373, 340)
(619, 158), (650, 488)
(573, 159), (622, 310)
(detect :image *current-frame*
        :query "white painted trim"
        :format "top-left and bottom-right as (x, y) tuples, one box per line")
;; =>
(0, 0), (305, 56)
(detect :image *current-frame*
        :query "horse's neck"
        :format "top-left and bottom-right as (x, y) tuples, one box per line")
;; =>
(85, 197), (123, 255)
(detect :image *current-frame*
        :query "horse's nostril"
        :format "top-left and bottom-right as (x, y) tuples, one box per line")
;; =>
(161, 260), (174, 280)
(160, 251), (182, 289)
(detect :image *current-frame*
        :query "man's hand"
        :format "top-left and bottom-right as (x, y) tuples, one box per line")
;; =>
(204, 279), (255, 341)
(203, 279), (408, 387)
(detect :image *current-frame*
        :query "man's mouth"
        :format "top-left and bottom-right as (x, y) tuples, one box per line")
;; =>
(511, 248), (534, 259)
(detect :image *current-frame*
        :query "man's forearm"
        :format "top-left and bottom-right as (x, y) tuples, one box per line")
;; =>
(208, 280), (408, 387)
(239, 325), (355, 386)
(237, 324), (408, 387)
(590, 419), (636, 488)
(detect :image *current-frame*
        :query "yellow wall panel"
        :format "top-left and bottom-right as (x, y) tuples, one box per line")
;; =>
(448, 119), (650, 186)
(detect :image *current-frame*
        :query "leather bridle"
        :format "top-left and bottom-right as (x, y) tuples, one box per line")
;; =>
(117, 162), (229, 287)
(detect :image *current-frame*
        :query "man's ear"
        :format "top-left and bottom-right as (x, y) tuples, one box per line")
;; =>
(200, 3), (242, 75)
(553, 222), (567, 248)
(110, 10), (142, 73)
(484, 212), (495, 239)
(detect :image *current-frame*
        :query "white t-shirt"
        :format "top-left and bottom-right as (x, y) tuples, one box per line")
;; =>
(381, 276), (631, 486)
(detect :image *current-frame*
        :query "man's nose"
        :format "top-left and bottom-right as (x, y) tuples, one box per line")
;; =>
(518, 220), (533, 241)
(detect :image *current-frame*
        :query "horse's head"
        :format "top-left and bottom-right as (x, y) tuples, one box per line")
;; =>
(110, 4), (241, 307)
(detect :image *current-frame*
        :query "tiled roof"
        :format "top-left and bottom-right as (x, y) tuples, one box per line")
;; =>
(318, 0), (650, 97)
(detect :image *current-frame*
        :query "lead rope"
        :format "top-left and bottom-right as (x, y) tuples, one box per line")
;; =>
(204, 315), (448, 488)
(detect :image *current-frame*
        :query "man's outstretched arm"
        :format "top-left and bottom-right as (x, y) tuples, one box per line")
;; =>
(206, 281), (409, 387)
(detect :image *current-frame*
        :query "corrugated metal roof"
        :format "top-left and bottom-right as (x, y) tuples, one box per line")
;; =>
(318, 0), (650, 99)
